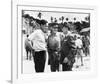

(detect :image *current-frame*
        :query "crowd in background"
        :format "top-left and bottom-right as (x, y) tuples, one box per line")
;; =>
(22, 12), (90, 72)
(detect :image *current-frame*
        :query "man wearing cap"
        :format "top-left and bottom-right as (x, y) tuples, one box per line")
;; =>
(28, 19), (48, 72)
(47, 24), (61, 72)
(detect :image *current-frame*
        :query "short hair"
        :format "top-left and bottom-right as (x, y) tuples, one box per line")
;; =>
(35, 19), (48, 25)
(49, 23), (58, 29)
(22, 14), (30, 19)
(26, 34), (29, 37)
(63, 23), (70, 30)
(40, 19), (48, 25)
(35, 19), (41, 25)
(29, 16), (36, 21)
(29, 17), (36, 27)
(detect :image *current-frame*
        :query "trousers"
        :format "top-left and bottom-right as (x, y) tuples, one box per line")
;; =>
(33, 51), (46, 72)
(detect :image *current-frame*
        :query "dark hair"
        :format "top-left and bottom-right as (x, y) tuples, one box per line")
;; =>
(29, 16), (36, 21)
(63, 22), (67, 26)
(29, 21), (34, 27)
(22, 14), (30, 19)
(40, 19), (48, 25)
(35, 19), (41, 25)
(35, 19), (48, 26)
(26, 34), (29, 37)
(63, 24), (70, 30)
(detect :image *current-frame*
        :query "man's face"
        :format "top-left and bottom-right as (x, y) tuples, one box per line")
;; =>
(25, 18), (30, 25)
(41, 24), (48, 33)
(62, 27), (68, 34)
(51, 28), (58, 34)
(32, 21), (37, 28)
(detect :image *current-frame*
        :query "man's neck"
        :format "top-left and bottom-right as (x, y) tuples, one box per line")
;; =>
(64, 33), (68, 35)
(51, 33), (56, 36)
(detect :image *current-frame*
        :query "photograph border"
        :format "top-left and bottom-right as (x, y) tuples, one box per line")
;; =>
(12, 1), (97, 83)
(20, 5), (91, 75)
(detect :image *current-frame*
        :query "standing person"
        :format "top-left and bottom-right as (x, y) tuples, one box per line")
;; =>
(28, 19), (48, 73)
(47, 24), (61, 72)
(82, 35), (90, 56)
(75, 36), (83, 67)
(85, 36), (90, 56)
(61, 25), (71, 39)
(24, 34), (33, 60)
(60, 25), (75, 71)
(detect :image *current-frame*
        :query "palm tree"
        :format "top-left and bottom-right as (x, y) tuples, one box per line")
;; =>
(59, 18), (62, 23)
(37, 12), (42, 19)
(88, 15), (90, 26)
(85, 16), (90, 22)
(22, 10), (25, 17)
(85, 17), (88, 21)
(51, 16), (53, 23)
(54, 18), (57, 23)
(66, 18), (69, 21)
(85, 15), (90, 27)
(74, 17), (76, 21)
(73, 17), (76, 23)
(61, 16), (64, 23)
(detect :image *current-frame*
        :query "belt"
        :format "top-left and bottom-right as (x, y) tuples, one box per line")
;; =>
(48, 48), (58, 52)
(77, 47), (82, 49)
(34, 50), (45, 53)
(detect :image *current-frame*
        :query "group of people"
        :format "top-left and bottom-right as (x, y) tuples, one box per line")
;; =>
(24, 18), (89, 73)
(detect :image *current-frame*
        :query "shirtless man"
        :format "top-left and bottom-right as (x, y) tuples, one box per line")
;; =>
(47, 24), (61, 72)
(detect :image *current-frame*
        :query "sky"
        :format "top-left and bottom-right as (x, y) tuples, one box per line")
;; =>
(24, 10), (89, 23)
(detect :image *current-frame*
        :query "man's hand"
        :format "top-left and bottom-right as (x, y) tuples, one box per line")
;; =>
(63, 57), (68, 63)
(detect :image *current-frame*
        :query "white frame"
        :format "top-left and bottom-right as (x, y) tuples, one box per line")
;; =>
(12, 0), (97, 84)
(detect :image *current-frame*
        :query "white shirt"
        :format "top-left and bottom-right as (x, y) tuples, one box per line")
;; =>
(56, 32), (62, 41)
(61, 31), (71, 40)
(56, 32), (63, 48)
(75, 38), (83, 48)
(28, 29), (46, 51)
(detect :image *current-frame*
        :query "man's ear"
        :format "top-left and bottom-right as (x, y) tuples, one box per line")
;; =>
(35, 23), (40, 29)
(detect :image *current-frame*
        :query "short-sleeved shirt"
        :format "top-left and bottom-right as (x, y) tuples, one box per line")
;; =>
(28, 29), (46, 51)
(75, 38), (83, 48)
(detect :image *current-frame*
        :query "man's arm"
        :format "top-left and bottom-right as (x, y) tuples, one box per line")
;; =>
(27, 31), (37, 49)
(28, 31), (36, 41)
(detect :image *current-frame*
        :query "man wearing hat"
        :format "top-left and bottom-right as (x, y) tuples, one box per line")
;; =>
(47, 24), (61, 72)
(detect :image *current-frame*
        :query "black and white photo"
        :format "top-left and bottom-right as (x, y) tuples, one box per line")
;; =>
(11, 1), (97, 83)
(22, 9), (90, 73)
